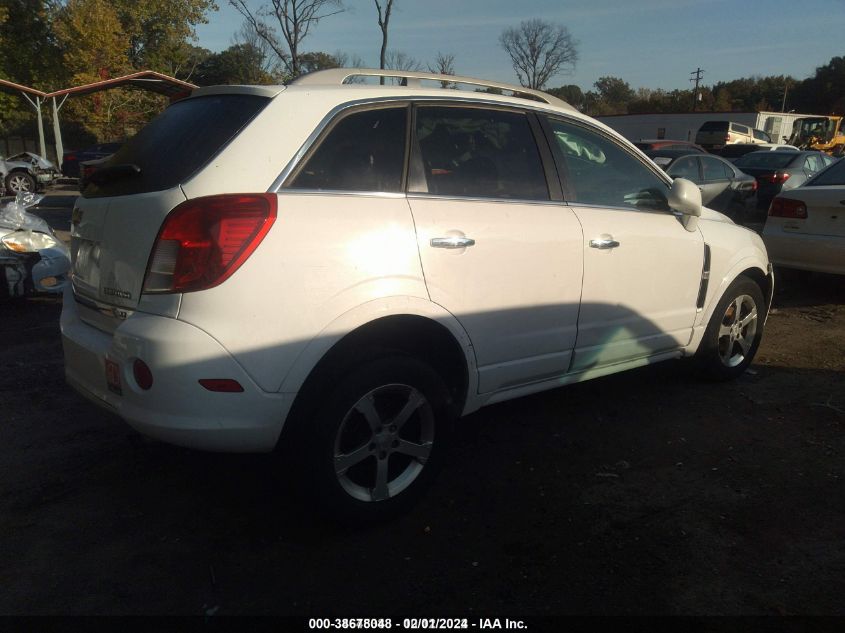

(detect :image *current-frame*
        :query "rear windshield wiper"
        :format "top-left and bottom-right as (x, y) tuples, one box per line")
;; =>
(88, 163), (141, 186)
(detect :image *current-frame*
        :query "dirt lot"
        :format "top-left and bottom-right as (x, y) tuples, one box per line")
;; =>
(0, 270), (843, 616)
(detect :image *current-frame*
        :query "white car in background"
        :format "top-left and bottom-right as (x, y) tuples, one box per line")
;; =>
(62, 69), (773, 521)
(763, 157), (845, 275)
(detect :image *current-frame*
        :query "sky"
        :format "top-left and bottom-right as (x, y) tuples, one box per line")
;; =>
(194, 0), (845, 92)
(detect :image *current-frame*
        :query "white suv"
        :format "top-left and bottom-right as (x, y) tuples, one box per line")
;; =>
(62, 69), (773, 521)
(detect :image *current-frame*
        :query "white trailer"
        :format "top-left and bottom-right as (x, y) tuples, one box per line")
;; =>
(597, 111), (820, 145)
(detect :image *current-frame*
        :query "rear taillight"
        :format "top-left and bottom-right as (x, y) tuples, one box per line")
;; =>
(143, 194), (277, 294)
(724, 134), (731, 142)
(768, 197), (807, 218)
(762, 171), (791, 184)
(64, 153), (76, 161)
(751, 180), (758, 192)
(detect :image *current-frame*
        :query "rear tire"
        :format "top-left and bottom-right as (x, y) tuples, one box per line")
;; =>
(291, 355), (453, 523)
(697, 275), (765, 381)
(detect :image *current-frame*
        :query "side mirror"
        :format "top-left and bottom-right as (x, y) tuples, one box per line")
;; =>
(667, 177), (702, 232)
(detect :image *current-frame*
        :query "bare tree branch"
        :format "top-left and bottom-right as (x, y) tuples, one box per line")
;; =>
(374, 0), (393, 84)
(229, 0), (344, 79)
(428, 51), (455, 88)
(499, 19), (578, 90)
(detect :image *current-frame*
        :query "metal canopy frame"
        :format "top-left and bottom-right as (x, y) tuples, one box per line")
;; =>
(0, 71), (197, 168)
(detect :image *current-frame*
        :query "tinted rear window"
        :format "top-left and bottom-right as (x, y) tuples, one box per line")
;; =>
(83, 94), (270, 198)
(735, 152), (798, 169)
(718, 145), (760, 158)
(807, 158), (845, 186)
(699, 121), (728, 132)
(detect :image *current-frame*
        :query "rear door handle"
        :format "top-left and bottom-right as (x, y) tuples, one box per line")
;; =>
(430, 237), (476, 249)
(589, 238), (620, 249)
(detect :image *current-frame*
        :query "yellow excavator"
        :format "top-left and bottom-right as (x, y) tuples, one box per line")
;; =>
(787, 116), (845, 155)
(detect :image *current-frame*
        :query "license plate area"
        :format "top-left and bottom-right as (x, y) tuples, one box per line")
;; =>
(105, 359), (122, 395)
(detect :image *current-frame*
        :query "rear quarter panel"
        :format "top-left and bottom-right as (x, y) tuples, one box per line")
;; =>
(175, 193), (431, 393)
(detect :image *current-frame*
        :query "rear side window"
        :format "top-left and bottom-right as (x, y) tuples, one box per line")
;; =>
(807, 158), (845, 186)
(731, 123), (750, 135)
(83, 94), (270, 198)
(804, 155), (823, 172)
(702, 156), (733, 181)
(412, 106), (549, 200)
(668, 157), (700, 183)
(287, 107), (408, 192)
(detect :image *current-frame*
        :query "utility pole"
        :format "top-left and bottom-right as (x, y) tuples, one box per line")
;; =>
(781, 80), (789, 113)
(690, 67), (704, 112)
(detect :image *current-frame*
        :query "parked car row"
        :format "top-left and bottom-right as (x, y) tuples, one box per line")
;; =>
(641, 135), (837, 220)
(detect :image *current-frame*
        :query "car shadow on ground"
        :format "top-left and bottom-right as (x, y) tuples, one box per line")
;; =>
(3, 323), (843, 615)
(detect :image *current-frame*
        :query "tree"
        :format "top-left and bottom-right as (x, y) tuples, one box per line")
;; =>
(791, 57), (845, 114)
(229, 0), (344, 80)
(374, 0), (393, 79)
(195, 43), (276, 85)
(0, 0), (64, 89)
(298, 51), (342, 74)
(115, 0), (218, 71)
(384, 50), (422, 71)
(428, 52), (455, 88)
(547, 84), (583, 110)
(499, 19), (578, 89)
(583, 76), (634, 115)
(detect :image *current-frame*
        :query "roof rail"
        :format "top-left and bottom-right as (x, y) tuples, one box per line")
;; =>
(291, 68), (572, 110)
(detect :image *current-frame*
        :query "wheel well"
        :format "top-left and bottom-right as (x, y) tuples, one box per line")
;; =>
(739, 266), (772, 306)
(279, 315), (470, 449)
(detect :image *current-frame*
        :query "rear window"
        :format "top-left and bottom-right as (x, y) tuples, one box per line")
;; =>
(734, 152), (797, 169)
(699, 121), (728, 132)
(718, 145), (759, 158)
(83, 94), (270, 198)
(806, 158), (845, 186)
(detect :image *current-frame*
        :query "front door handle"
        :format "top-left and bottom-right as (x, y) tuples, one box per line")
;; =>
(430, 236), (476, 249)
(589, 238), (620, 249)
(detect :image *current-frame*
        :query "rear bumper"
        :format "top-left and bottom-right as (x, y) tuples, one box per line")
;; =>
(60, 288), (294, 452)
(762, 227), (845, 275)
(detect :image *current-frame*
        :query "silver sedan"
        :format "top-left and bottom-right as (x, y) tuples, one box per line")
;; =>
(762, 158), (845, 275)
(646, 150), (757, 221)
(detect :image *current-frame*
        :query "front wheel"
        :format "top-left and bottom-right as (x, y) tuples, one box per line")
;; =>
(294, 356), (453, 523)
(697, 275), (765, 381)
(6, 171), (35, 194)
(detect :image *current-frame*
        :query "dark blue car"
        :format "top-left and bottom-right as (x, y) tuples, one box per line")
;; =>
(62, 142), (122, 178)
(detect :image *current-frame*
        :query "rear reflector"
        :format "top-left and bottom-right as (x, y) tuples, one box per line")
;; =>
(143, 194), (277, 294)
(199, 379), (244, 393)
(769, 197), (807, 219)
(133, 359), (153, 390)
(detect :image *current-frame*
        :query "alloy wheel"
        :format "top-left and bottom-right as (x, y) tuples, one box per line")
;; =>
(718, 294), (758, 368)
(333, 383), (435, 503)
(8, 173), (33, 194)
